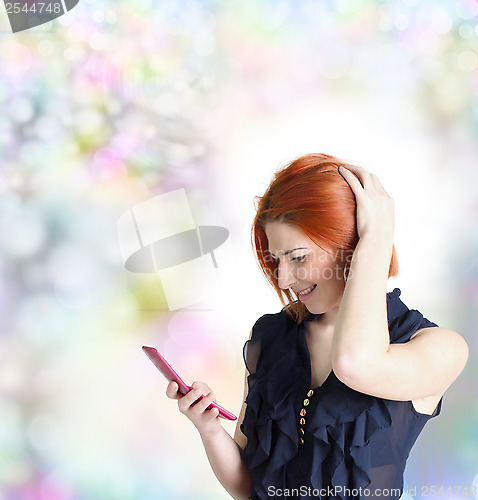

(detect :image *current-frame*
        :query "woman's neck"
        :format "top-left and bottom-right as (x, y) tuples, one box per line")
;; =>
(308, 307), (339, 337)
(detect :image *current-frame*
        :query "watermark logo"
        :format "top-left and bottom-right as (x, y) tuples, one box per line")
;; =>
(117, 188), (230, 312)
(3, 0), (79, 33)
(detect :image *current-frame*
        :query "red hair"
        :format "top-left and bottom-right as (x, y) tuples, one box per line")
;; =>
(252, 153), (399, 323)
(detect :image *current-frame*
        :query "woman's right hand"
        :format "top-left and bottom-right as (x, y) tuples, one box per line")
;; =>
(166, 380), (223, 438)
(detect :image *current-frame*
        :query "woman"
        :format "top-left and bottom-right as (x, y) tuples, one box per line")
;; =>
(166, 153), (468, 499)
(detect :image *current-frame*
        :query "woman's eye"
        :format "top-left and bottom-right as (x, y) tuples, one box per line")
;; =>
(291, 255), (307, 263)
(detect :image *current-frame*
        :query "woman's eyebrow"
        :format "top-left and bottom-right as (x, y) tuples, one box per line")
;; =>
(267, 247), (308, 258)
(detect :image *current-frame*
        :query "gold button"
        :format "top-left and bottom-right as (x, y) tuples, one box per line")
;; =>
(299, 437), (305, 445)
(303, 398), (310, 406)
(307, 390), (314, 397)
(300, 408), (306, 417)
(299, 427), (305, 436)
(299, 417), (306, 425)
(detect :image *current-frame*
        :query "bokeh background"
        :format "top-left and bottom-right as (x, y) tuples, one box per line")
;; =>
(0, 0), (477, 499)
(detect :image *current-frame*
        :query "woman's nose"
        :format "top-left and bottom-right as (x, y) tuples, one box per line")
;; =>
(277, 262), (297, 290)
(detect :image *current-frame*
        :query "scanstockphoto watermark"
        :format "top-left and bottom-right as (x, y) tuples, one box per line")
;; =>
(263, 248), (356, 283)
(267, 485), (404, 497)
(267, 262), (355, 283)
(2, 0), (79, 33)
(268, 485), (478, 497)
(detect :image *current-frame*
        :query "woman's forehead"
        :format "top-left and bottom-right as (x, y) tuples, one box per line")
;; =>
(264, 222), (331, 255)
(265, 221), (308, 244)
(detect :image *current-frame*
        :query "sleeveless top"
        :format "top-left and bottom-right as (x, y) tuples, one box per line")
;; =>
(240, 288), (443, 500)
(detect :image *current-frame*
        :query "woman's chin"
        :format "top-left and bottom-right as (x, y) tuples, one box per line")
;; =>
(303, 303), (323, 315)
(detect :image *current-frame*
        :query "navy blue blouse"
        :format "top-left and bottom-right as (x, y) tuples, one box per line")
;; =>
(241, 288), (443, 500)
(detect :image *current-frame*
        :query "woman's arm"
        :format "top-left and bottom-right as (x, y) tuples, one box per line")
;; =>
(166, 373), (252, 500)
(198, 369), (252, 500)
(200, 420), (252, 500)
(333, 164), (394, 368)
(333, 165), (468, 401)
(332, 231), (392, 369)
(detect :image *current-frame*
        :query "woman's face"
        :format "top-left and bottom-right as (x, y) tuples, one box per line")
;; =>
(264, 221), (346, 315)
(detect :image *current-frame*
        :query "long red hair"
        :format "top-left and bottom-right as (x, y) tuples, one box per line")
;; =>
(252, 153), (399, 323)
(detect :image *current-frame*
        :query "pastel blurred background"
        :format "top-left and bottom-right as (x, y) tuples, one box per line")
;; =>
(0, 0), (477, 499)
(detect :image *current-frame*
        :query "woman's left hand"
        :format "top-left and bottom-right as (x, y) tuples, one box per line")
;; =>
(338, 164), (395, 244)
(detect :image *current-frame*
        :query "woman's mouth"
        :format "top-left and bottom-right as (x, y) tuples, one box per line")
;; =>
(297, 284), (317, 301)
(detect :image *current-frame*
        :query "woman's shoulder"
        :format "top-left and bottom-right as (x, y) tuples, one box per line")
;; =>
(386, 287), (439, 344)
(251, 307), (296, 340)
(244, 307), (298, 375)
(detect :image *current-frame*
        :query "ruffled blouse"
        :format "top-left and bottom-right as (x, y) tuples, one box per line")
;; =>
(240, 288), (443, 500)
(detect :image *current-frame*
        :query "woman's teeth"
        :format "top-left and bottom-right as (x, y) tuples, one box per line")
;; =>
(298, 285), (316, 296)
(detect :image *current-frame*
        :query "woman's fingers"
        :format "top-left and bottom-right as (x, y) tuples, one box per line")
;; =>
(166, 380), (181, 400)
(339, 164), (375, 192)
(338, 163), (395, 241)
(191, 381), (216, 401)
(178, 387), (200, 413)
(340, 165), (392, 199)
(190, 391), (216, 415)
(339, 166), (365, 195)
(170, 382), (222, 436)
(371, 173), (391, 196)
(167, 379), (221, 433)
(177, 387), (217, 416)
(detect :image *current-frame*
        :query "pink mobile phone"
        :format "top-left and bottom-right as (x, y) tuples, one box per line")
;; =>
(142, 346), (237, 421)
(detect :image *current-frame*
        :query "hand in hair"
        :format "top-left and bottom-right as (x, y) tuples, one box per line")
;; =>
(338, 165), (395, 245)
